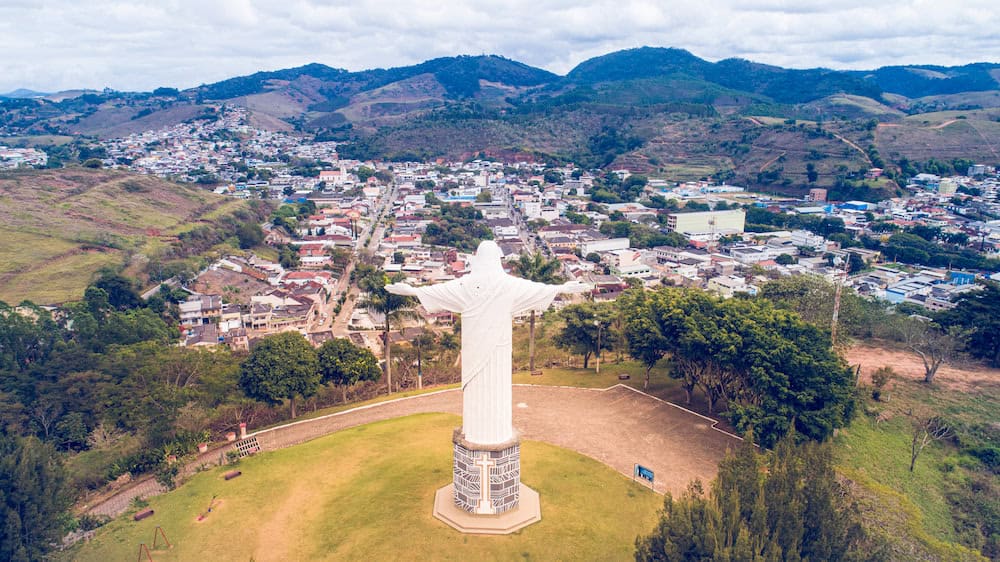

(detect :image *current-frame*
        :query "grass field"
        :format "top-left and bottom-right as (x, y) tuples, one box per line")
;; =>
(0, 168), (251, 304)
(70, 413), (661, 561)
(0, 249), (122, 304)
(0, 228), (78, 274)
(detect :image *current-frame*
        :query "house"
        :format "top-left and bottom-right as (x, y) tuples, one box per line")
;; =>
(708, 275), (756, 298)
(179, 295), (223, 327)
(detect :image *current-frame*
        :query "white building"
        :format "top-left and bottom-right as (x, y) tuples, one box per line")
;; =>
(665, 210), (746, 235)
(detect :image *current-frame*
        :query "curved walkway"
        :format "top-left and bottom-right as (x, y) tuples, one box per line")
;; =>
(87, 385), (743, 517)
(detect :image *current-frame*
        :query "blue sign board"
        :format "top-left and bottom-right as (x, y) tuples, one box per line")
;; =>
(634, 464), (654, 484)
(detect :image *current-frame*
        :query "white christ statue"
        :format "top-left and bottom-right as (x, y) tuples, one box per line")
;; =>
(387, 240), (589, 445)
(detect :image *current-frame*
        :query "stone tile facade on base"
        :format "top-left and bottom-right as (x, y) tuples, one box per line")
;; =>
(452, 429), (520, 515)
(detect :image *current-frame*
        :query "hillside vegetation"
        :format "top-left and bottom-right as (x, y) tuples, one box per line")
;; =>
(3, 48), (999, 195)
(0, 168), (261, 304)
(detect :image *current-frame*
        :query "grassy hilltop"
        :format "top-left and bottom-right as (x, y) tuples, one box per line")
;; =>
(0, 168), (253, 304)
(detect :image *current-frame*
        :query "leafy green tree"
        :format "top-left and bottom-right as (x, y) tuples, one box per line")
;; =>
(318, 338), (381, 401)
(354, 166), (376, 182)
(239, 332), (320, 419)
(278, 244), (300, 268)
(511, 252), (564, 373)
(407, 331), (437, 388)
(236, 222), (264, 249)
(0, 302), (63, 373)
(760, 275), (887, 340)
(93, 273), (142, 310)
(421, 204), (494, 252)
(807, 162), (819, 183)
(554, 302), (616, 369)
(620, 290), (669, 391)
(720, 298), (855, 446)
(0, 433), (71, 562)
(636, 434), (873, 561)
(101, 308), (176, 348)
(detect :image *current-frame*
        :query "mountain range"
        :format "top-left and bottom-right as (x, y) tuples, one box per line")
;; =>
(3, 47), (999, 195)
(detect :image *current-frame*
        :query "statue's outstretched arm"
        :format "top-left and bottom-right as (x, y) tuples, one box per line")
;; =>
(386, 279), (467, 313)
(558, 281), (592, 294)
(385, 282), (419, 296)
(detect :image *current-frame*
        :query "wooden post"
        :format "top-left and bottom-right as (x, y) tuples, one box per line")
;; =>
(137, 543), (153, 562)
(153, 526), (171, 550)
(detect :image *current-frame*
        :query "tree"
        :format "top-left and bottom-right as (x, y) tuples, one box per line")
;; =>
(475, 190), (492, 203)
(317, 338), (381, 401)
(93, 273), (142, 310)
(278, 244), (300, 268)
(870, 366), (894, 401)
(621, 290), (669, 391)
(554, 302), (615, 369)
(896, 316), (965, 383)
(0, 433), (71, 562)
(354, 166), (376, 182)
(410, 331), (437, 389)
(908, 414), (953, 472)
(636, 434), (872, 561)
(775, 253), (797, 265)
(720, 298), (855, 446)
(239, 332), (320, 418)
(806, 162), (819, 183)
(236, 222), (264, 249)
(511, 252), (564, 374)
(357, 268), (417, 394)
(543, 170), (564, 185)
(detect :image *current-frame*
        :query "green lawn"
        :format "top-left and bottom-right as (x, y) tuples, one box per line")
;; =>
(70, 413), (661, 561)
(513, 362), (674, 395)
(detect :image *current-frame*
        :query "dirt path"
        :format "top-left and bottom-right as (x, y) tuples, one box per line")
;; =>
(758, 151), (787, 173)
(929, 119), (958, 129)
(846, 343), (1000, 392)
(86, 385), (742, 518)
(831, 132), (872, 166)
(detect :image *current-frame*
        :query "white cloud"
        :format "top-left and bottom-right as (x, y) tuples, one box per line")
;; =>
(0, 0), (997, 92)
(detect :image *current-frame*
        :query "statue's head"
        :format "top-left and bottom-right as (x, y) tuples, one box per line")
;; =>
(472, 240), (505, 276)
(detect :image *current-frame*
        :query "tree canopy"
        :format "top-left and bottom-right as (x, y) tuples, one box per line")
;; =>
(620, 287), (856, 447)
(239, 332), (320, 418)
(635, 434), (875, 561)
(318, 338), (381, 400)
(0, 433), (71, 562)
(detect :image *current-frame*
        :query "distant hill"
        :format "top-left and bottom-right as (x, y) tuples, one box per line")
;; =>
(0, 168), (264, 304)
(0, 88), (49, 99)
(849, 63), (1000, 98)
(2, 47), (998, 197)
(565, 47), (883, 104)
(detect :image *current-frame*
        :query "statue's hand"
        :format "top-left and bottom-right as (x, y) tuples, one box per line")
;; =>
(560, 281), (593, 294)
(385, 282), (418, 296)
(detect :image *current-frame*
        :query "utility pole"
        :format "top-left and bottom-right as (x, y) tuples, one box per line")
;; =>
(831, 254), (850, 345)
(593, 319), (603, 374)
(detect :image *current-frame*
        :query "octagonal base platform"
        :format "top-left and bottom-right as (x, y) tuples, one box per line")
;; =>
(432, 483), (541, 535)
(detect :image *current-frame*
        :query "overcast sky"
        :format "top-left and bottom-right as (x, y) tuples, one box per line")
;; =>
(1, 0), (997, 93)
